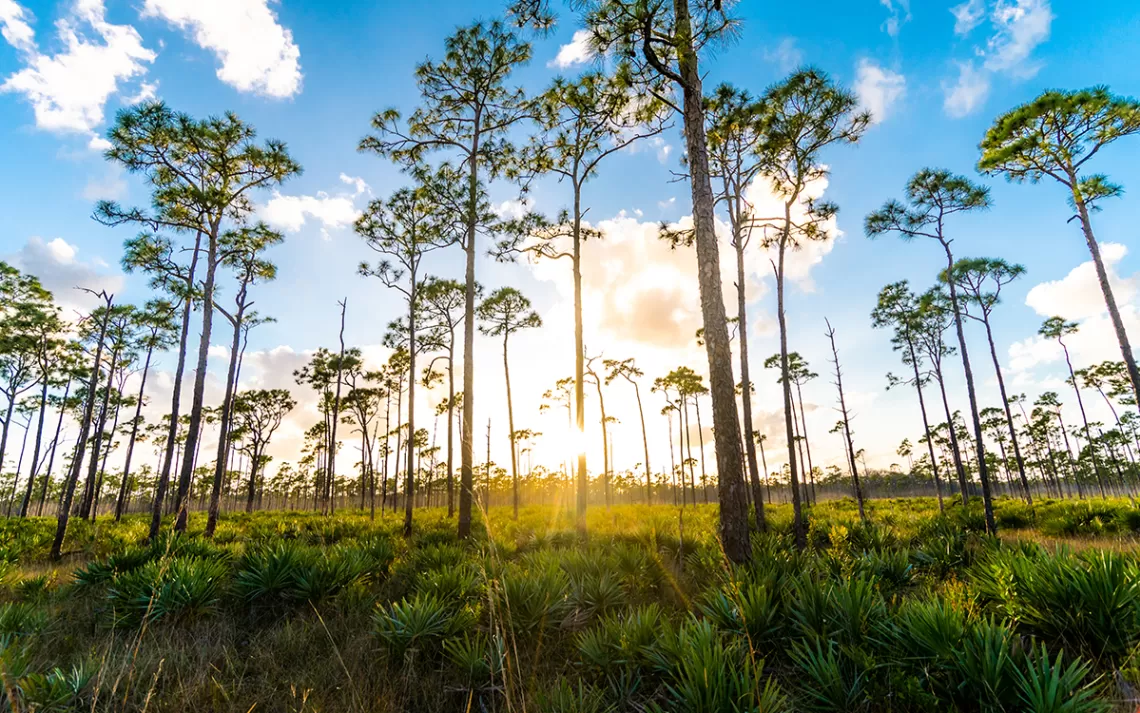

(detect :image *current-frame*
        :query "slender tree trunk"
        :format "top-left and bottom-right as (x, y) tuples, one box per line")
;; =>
(906, 338), (944, 511)
(776, 241), (805, 548)
(942, 245), (995, 532)
(667, 410), (677, 506)
(37, 377), (70, 516)
(593, 374), (610, 509)
(1072, 194), (1140, 407)
(150, 232), (201, 537)
(633, 381), (652, 506)
(18, 379), (49, 517)
(458, 123), (481, 541)
(51, 304), (110, 559)
(404, 295), (415, 538)
(503, 334), (519, 519)
(174, 233), (217, 532)
(695, 395), (708, 504)
(734, 231), (765, 527)
(92, 387), (124, 518)
(673, 6), (749, 561)
(447, 343), (455, 518)
(795, 381), (817, 505)
(1062, 341), (1107, 497)
(206, 304), (245, 536)
(81, 344), (120, 520)
(572, 192), (588, 531)
(115, 345), (154, 520)
(933, 360), (969, 503)
(330, 300), (347, 517)
(980, 318), (1032, 503)
(827, 320), (866, 520)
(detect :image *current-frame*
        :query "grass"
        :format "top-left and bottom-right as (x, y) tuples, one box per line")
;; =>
(0, 496), (1139, 711)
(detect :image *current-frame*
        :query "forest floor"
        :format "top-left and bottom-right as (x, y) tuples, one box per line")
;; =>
(3, 497), (1140, 712)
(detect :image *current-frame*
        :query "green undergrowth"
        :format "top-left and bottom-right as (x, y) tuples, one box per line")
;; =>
(1, 497), (1139, 711)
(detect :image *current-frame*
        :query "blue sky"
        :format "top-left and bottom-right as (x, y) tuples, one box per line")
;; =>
(3, 0), (1140, 478)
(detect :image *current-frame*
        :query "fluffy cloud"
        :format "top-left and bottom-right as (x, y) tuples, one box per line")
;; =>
(0, 0), (35, 53)
(142, 0), (302, 98)
(81, 165), (126, 200)
(942, 0), (1052, 117)
(1, 0), (155, 139)
(260, 174), (370, 238)
(951, 0), (986, 35)
(880, 0), (911, 37)
(763, 37), (803, 73)
(548, 29), (592, 69)
(1008, 243), (1140, 386)
(6, 236), (123, 315)
(854, 59), (905, 125)
(942, 61), (990, 118)
(983, 0), (1053, 77)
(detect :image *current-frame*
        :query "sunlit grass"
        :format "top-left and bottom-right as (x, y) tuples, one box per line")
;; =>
(1, 497), (1139, 711)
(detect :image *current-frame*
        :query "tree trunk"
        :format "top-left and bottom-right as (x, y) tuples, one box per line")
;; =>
(933, 359), (969, 504)
(776, 239), (805, 549)
(151, 231), (201, 538)
(734, 231), (765, 528)
(573, 190), (588, 531)
(458, 121), (481, 541)
(982, 318), (1032, 503)
(404, 294), (415, 538)
(673, 0), (749, 562)
(795, 381), (816, 505)
(447, 342), (455, 518)
(174, 232), (217, 532)
(330, 301), (347, 517)
(633, 381), (652, 505)
(501, 333), (520, 519)
(827, 321), (866, 521)
(37, 377), (70, 516)
(18, 379), (49, 517)
(51, 305), (110, 559)
(81, 343), (120, 520)
(115, 344), (154, 520)
(1062, 340), (1107, 497)
(943, 246), (995, 533)
(906, 337), (944, 511)
(594, 374), (610, 509)
(206, 305), (245, 536)
(1073, 194), (1140, 408)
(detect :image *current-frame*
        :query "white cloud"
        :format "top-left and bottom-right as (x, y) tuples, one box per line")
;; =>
(763, 37), (803, 73)
(854, 59), (905, 125)
(1, 0), (155, 138)
(81, 165), (126, 200)
(1009, 244), (1140, 388)
(87, 134), (111, 151)
(0, 0), (35, 53)
(123, 79), (157, 104)
(880, 0), (911, 37)
(1026, 243), (1136, 321)
(5, 236), (123, 315)
(548, 29), (592, 69)
(261, 191), (360, 237)
(657, 196), (676, 211)
(983, 0), (1053, 77)
(951, 0), (985, 35)
(942, 61), (990, 118)
(142, 0), (302, 98)
(943, 0), (1052, 118)
(493, 197), (532, 221)
(339, 173), (370, 198)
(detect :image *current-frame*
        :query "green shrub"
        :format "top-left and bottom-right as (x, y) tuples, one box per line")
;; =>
(106, 556), (229, 626)
(374, 592), (475, 662)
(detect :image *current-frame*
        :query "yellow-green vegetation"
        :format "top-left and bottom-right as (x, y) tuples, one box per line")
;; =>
(3, 498), (1140, 712)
